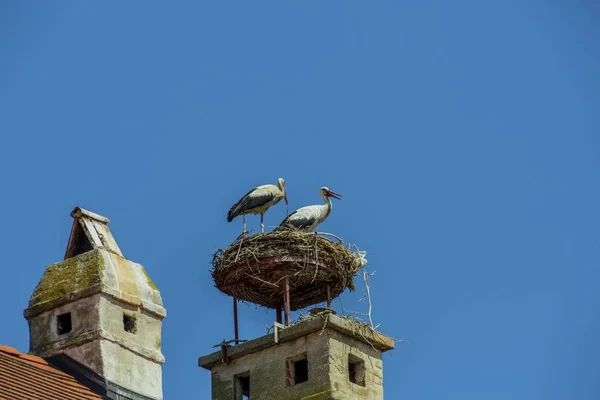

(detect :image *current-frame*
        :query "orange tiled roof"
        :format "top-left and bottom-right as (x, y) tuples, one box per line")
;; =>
(0, 345), (102, 400)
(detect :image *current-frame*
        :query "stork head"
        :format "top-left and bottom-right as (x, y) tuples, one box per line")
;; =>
(320, 186), (342, 200)
(278, 178), (288, 212)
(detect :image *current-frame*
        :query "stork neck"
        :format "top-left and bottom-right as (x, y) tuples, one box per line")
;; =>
(323, 196), (332, 216)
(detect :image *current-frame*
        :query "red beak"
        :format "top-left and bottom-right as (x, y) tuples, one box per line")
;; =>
(326, 190), (342, 200)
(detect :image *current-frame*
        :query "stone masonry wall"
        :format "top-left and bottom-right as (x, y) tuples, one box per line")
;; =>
(328, 330), (384, 400)
(211, 330), (333, 400)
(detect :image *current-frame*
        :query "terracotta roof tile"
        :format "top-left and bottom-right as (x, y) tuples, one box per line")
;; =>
(18, 353), (49, 365)
(0, 345), (103, 400)
(0, 345), (20, 356)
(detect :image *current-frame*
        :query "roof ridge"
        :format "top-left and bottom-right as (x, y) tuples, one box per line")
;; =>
(0, 345), (20, 357)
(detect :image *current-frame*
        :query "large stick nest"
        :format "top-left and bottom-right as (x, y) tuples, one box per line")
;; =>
(211, 230), (360, 310)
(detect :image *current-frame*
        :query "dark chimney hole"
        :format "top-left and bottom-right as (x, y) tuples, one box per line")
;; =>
(123, 314), (137, 334)
(56, 313), (72, 335)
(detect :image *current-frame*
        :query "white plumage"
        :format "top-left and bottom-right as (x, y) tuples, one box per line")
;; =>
(277, 186), (342, 232)
(228, 178), (288, 234)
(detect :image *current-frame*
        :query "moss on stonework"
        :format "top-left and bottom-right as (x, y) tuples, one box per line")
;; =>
(29, 249), (105, 308)
(142, 267), (159, 291)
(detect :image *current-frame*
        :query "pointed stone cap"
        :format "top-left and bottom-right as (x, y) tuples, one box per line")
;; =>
(64, 207), (123, 259)
(24, 207), (165, 320)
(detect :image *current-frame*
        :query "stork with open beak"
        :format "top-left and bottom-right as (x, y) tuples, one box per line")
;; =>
(277, 186), (341, 232)
(227, 178), (288, 235)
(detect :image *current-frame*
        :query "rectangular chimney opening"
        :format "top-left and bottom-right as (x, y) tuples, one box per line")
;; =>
(123, 314), (137, 334)
(234, 372), (250, 399)
(294, 359), (309, 384)
(348, 354), (365, 387)
(286, 353), (308, 386)
(56, 313), (72, 335)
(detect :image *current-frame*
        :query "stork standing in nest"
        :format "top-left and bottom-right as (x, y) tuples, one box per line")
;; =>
(228, 178), (288, 235)
(277, 186), (342, 232)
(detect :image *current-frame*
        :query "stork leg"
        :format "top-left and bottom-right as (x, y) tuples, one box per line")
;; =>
(243, 215), (247, 236)
(260, 213), (265, 233)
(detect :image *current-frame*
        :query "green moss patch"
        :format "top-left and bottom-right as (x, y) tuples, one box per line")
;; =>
(29, 249), (105, 308)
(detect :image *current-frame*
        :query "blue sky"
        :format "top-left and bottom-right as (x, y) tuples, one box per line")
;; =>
(1, 1), (599, 399)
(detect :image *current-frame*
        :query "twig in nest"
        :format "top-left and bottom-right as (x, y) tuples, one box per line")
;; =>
(318, 232), (343, 243)
(245, 273), (279, 288)
(234, 234), (245, 263)
(312, 235), (320, 283)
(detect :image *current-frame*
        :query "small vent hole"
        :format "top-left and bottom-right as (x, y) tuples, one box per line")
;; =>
(294, 359), (309, 384)
(123, 314), (137, 334)
(56, 313), (72, 335)
(234, 372), (250, 399)
(286, 353), (309, 386)
(348, 354), (366, 387)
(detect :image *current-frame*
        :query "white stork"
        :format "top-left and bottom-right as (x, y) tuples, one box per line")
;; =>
(277, 186), (342, 232)
(227, 178), (288, 234)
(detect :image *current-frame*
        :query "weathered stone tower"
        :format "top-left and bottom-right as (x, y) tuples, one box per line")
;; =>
(199, 312), (394, 399)
(199, 232), (395, 399)
(24, 207), (166, 400)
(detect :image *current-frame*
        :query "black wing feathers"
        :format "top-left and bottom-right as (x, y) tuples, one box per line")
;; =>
(275, 211), (314, 230)
(227, 188), (275, 222)
(276, 211), (297, 228)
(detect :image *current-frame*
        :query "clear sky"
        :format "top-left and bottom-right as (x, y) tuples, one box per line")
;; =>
(1, 1), (599, 399)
